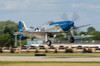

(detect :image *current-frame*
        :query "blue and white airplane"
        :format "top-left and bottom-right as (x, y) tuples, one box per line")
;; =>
(16, 13), (90, 46)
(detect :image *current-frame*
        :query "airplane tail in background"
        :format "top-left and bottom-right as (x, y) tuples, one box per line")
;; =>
(19, 21), (28, 32)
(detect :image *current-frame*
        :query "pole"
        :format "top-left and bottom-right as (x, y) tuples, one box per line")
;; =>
(45, 33), (48, 42)
(20, 36), (22, 48)
(15, 35), (17, 47)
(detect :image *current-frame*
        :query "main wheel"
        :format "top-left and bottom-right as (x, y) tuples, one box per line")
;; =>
(46, 40), (51, 46)
(70, 37), (74, 43)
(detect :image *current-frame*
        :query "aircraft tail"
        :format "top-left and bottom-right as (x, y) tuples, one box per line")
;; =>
(19, 21), (28, 32)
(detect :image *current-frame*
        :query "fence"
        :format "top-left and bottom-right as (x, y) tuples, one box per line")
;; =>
(52, 40), (100, 44)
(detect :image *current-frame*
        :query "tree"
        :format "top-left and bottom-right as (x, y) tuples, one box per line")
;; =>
(0, 20), (30, 47)
(55, 34), (68, 41)
(0, 20), (19, 47)
(29, 27), (34, 29)
(73, 31), (78, 36)
(0, 20), (18, 36)
(87, 27), (95, 34)
(0, 33), (14, 47)
(3, 27), (11, 34)
(90, 31), (100, 40)
(79, 31), (88, 35)
(55, 34), (64, 41)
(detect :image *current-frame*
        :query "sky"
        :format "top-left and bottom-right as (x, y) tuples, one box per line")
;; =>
(0, 0), (100, 31)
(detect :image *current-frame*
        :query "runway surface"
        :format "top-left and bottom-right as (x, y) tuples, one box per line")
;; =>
(0, 56), (100, 61)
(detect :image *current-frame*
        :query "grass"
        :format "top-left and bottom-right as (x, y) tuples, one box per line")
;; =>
(0, 53), (100, 57)
(0, 61), (100, 66)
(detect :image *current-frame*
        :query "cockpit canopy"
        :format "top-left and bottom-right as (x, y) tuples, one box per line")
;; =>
(47, 21), (54, 25)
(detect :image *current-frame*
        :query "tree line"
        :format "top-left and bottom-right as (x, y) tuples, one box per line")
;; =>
(0, 20), (27, 47)
(0, 20), (100, 47)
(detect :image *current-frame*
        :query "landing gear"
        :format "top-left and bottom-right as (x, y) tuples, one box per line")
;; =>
(45, 33), (52, 46)
(68, 30), (75, 43)
(46, 40), (52, 46)
(69, 37), (74, 43)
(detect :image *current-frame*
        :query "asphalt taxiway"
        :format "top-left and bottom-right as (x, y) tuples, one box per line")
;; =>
(0, 56), (100, 61)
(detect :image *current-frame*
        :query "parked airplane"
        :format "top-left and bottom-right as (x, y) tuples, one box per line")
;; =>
(15, 13), (90, 46)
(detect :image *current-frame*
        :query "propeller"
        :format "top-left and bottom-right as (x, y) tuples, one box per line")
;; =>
(61, 12), (69, 21)
(61, 12), (80, 36)
(72, 12), (79, 21)
(61, 12), (79, 21)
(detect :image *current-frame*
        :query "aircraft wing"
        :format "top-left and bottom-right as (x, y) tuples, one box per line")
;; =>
(71, 24), (91, 30)
(15, 31), (62, 36)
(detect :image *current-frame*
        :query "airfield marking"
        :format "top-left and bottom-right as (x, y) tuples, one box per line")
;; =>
(0, 56), (100, 61)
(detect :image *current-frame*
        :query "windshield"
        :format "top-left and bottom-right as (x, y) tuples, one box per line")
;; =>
(47, 21), (54, 25)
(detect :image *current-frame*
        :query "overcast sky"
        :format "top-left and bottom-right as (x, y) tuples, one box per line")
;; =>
(0, 0), (100, 31)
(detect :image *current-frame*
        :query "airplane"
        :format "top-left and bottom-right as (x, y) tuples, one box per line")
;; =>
(15, 13), (90, 46)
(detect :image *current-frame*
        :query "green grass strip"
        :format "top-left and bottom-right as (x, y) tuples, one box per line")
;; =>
(0, 61), (100, 64)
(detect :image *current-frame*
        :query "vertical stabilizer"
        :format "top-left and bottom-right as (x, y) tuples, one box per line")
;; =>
(19, 21), (28, 32)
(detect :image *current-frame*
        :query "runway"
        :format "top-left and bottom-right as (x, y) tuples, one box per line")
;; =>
(0, 56), (100, 61)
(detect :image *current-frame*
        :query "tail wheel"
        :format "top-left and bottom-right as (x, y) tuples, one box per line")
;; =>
(46, 40), (52, 46)
(70, 37), (74, 43)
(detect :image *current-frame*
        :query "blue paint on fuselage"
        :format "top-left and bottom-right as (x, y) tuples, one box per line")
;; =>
(50, 21), (74, 31)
